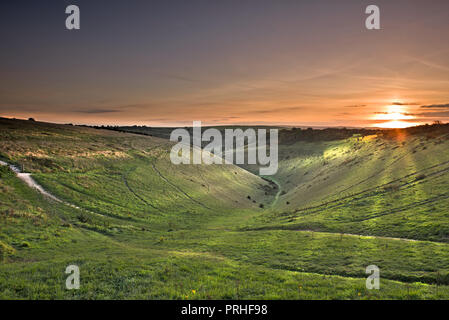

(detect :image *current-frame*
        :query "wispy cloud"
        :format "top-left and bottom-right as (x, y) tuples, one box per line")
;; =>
(406, 56), (449, 73)
(392, 101), (419, 106)
(413, 111), (449, 118)
(344, 104), (366, 108)
(250, 106), (305, 114)
(74, 109), (122, 114)
(420, 103), (449, 109)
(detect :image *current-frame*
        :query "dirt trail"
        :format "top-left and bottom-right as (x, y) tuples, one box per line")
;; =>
(0, 160), (100, 215)
(242, 227), (447, 243)
(0, 160), (61, 202)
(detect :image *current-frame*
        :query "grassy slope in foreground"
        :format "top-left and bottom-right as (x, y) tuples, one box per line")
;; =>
(1, 118), (449, 299)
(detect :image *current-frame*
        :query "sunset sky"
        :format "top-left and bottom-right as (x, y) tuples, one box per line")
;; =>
(1, 0), (449, 127)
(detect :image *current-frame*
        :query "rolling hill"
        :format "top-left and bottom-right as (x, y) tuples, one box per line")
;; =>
(1, 117), (449, 299)
(252, 126), (449, 242)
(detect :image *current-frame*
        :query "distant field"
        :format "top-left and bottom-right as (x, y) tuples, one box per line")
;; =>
(1, 117), (449, 299)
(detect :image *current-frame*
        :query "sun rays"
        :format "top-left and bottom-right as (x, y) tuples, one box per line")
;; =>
(372, 104), (423, 128)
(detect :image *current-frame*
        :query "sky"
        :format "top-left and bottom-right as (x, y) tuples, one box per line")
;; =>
(1, 0), (449, 127)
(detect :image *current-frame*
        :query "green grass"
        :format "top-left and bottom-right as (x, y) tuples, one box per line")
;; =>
(251, 134), (449, 242)
(1, 118), (449, 299)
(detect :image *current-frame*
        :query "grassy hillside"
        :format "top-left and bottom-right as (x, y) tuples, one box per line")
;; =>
(1, 118), (449, 299)
(249, 126), (449, 242)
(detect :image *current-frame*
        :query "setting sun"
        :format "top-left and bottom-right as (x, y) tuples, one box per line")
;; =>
(376, 120), (421, 129)
(372, 104), (423, 128)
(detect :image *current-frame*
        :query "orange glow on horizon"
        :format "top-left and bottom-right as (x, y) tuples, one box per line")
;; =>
(371, 104), (424, 128)
(375, 120), (423, 129)
(373, 105), (414, 120)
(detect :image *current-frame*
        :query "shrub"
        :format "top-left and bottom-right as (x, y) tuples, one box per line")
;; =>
(415, 174), (426, 181)
(20, 241), (31, 248)
(0, 241), (16, 258)
(384, 183), (400, 192)
(77, 213), (90, 223)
